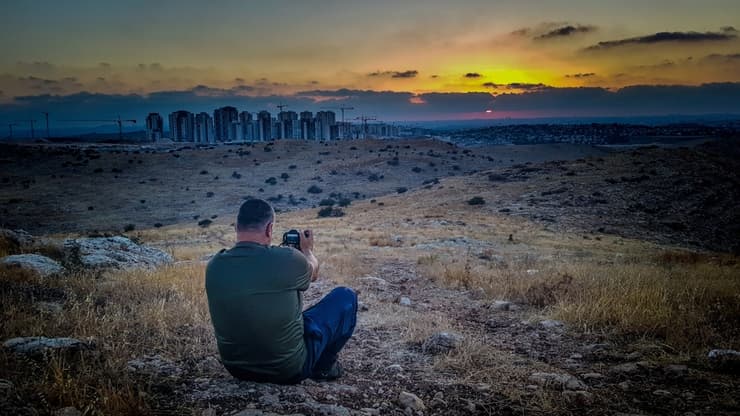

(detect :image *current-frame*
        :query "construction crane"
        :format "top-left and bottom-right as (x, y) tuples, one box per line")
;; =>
(13, 120), (37, 139)
(321, 106), (354, 139)
(60, 116), (136, 140)
(7, 123), (17, 139)
(354, 115), (377, 139)
(42, 112), (50, 138)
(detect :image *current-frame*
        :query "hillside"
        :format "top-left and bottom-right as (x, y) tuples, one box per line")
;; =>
(1, 138), (739, 415)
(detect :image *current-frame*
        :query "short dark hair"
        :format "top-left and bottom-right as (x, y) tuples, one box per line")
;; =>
(237, 199), (274, 231)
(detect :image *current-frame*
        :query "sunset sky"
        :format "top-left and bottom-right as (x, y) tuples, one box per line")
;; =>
(1, 0), (739, 124)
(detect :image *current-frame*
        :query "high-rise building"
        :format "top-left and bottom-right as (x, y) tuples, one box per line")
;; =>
(257, 111), (272, 141)
(239, 111), (255, 141)
(195, 112), (214, 144)
(314, 111), (336, 140)
(168, 110), (195, 141)
(145, 113), (163, 141)
(300, 111), (315, 140)
(279, 111), (298, 139)
(214, 106), (239, 141)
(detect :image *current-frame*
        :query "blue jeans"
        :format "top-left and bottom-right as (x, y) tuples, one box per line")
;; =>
(299, 287), (357, 381)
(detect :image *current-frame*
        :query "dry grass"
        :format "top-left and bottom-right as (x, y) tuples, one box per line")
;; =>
(0, 263), (212, 414)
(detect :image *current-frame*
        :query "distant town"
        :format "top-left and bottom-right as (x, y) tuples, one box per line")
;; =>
(147, 107), (405, 143)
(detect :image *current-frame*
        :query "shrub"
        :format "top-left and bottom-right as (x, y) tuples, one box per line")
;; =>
(153, 223), (163, 228)
(265, 177), (277, 185)
(387, 158), (400, 166)
(318, 207), (345, 218)
(307, 185), (323, 194)
(206, 191), (214, 198)
(197, 219), (212, 227)
(396, 187), (408, 194)
(338, 198), (352, 207)
(123, 224), (135, 232)
(368, 173), (382, 182)
(232, 171), (242, 179)
(468, 196), (485, 205)
(411, 166), (423, 173)
(280, 173), (290, 180)
(289, 165), (297, 169)
(319, 199), (336, 206)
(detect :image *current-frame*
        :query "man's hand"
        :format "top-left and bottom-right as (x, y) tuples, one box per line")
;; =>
(299, 229), (314, 253)
(298, 229), (319, 282)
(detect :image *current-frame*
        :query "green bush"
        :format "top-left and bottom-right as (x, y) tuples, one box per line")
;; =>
(468, 196), (485, 205)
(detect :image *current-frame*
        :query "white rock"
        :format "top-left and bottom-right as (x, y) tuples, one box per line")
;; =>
(422, 331), (463, 355)
(63, 236), (173, 270)
(3, 336), (90, 355)
(398, 296), (412, 306)
(539, 319), (564, 329)
(492, 300), (513, 311)
(1, 254), (64, 277)
(398, 391), (425, 411)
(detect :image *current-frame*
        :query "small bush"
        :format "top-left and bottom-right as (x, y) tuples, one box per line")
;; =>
(231, 171), (242, 179)
(280, 173), (290, 180)
(338, 198), (352, 207)
(368, 173), (382, 182)
(411, 166), (423, 173)
(206, 191), (214, 198)
(317, 207), (345, 218)
(265, 177), (277, 185)
(307, 185), (323, 194)
(396, 187), (408, 194)
(468, 196), (485, 205)
(123, 224), (135, 232)
(319, 199), (336, 206)
(198, 219), (212, 227)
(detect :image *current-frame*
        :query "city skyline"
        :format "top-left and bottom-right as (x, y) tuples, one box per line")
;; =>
(1, 0), (739, 123)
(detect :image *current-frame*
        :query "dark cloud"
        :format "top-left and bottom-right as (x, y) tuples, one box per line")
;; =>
(535, 25), (596, 40)
(565, 73), (596, 78)
(584, 29), (737, 51)
(2, 84), (738, 127)
(368, 70), (418, 78)
(464, 73), (482, 78)
(492, 83), (740, 116)
(483, 82), (554, 90)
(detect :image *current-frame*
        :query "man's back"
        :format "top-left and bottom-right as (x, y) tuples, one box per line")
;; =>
(205, 241), (311, 382)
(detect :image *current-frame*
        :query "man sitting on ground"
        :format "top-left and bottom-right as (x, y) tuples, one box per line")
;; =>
(205, 198), (357, 384)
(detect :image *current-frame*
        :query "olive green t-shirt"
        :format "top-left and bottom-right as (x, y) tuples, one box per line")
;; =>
(205, 241), (312, 382)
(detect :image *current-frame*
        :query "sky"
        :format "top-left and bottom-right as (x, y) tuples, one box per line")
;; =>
(0, 0), (739, 129)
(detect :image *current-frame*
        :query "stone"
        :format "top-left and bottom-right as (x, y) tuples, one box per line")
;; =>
(398, 296), (412, 306)
(63, 236), (173, 270)
(0, 254), (64, 277)
(492, 300), (513, 311)
(398, 391), (425, 411)
(664, 364), (688, 377)
(127, 355), (182, 377)
(581, 372), (604, 380)
(707, 349), (740, 371)
(3, 336), (91, 356)
(618, 381), (631, 391)
(653, 389), (673, 397)
(538, 319), (564, 329)
(528, 372), (587, 390)
(54, 407), (82, 416)
(610, 362), (640, 374)
(384, 364), (404, 374)
(422, 331), (463, 355)
(562, 390), (593, 405)
(361, 408), (380, 416)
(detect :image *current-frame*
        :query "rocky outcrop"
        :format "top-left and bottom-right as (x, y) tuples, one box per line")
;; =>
(0, 254), (65, 277)
(63, 236), (173, 270)
(3, 337), (92, 356)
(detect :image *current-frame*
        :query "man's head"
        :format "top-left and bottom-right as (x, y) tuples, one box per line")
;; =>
(236, 199), (275, 243)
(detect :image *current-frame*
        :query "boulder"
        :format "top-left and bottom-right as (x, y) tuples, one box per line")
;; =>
(398, 391), (425, 411)
(3, 337), (91, 356)
(0, 228), (35, 251)
(0, 254), (64, 277)
(422, 331), (463, 355)
(63, 236), (173, 270)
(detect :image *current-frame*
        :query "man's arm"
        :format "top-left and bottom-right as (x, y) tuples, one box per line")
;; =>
(299, 229), (320, 282)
